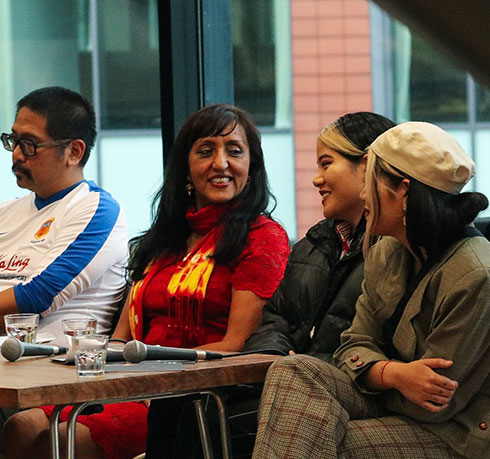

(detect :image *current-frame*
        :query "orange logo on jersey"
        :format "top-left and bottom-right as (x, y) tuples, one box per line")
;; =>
(34, 217), (55, 240)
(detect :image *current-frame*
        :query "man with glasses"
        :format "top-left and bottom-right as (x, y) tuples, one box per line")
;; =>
(0, 87), (128, 341)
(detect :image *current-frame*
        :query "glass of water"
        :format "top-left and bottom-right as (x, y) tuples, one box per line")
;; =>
(62, 317), (97, 358)
(4, 313), (39, 343)
(73, 334), (109, 377)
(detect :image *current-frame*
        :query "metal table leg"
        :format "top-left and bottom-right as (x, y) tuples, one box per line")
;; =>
(209, 391), (232, 459)
(49, 405), (65, 459)
(66, 402), (90, 459)
(46, 389), (232, 459)
(198, 390), (232, 459)
(194, 398), (214, 459)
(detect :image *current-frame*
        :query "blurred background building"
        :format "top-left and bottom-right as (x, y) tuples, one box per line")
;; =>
(1, 0), (488, 242)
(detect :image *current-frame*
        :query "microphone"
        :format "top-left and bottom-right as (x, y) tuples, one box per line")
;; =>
(123, 340), (223, 363)
(1, 337), (67, 362)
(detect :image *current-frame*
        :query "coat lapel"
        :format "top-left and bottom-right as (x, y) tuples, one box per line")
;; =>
(392, 239), (468, 361)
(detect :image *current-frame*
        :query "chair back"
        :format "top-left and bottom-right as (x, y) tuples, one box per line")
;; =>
(474, 217), (490, 241)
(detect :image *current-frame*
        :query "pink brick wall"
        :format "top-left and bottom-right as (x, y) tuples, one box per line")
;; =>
(291, 0), (373, 238)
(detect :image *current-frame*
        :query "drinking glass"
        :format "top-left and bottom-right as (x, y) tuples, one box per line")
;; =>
(74, 334), (109, 377)
(4, 313), (39, 343)
(62, 317), (97, 358)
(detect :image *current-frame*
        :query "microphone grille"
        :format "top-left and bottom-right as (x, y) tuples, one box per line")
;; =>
(1, 338), (23, 362)
(123, 340), (146, 363)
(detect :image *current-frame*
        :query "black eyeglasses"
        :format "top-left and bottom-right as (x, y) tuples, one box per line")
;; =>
(1, 133), (73, 157)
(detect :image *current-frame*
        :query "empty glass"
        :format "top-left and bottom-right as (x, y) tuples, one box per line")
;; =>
(62, 317), (97, 358)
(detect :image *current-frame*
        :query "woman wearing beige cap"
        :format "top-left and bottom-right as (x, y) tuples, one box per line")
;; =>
(252, 122), (490, 458)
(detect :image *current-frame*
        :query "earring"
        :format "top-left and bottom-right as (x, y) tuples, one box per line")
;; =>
(186, 177), (194, 197)
(247, 176), (251, 185)
(402, 202), (407, 227)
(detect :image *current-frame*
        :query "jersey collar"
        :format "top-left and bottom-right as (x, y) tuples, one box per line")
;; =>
(34, 180), (85, 210)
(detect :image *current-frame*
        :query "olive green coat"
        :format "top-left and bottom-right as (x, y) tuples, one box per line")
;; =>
(335, 236), (490, 458)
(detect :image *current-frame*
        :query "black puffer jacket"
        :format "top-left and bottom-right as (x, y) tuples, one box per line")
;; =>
(244, 218), (365, 363)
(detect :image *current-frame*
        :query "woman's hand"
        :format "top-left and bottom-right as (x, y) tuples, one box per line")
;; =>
(384, 358), (458, 412)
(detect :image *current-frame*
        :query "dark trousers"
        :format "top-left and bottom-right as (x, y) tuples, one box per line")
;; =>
(145, 384), (263, 459)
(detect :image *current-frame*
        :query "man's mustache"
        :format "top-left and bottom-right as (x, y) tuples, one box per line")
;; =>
(12, 161), (33, 180)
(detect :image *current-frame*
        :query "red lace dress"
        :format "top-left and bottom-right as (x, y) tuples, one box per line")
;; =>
(41, 204), (289, 459)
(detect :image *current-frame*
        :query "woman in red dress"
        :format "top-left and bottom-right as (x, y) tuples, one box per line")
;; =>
(0, 104), (290, 459)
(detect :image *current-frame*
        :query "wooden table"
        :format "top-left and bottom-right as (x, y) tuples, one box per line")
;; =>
(0, 353), (280, 458)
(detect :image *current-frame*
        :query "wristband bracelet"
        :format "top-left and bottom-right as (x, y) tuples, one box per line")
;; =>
(380, 360), (392, 388)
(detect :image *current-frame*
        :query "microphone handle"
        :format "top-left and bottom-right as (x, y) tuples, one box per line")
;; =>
(145, 345), (223, 361)
(22, 343), (67, 356)
(145, 346), (198, 361)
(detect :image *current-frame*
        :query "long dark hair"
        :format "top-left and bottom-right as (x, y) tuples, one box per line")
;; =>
(128, 104), (274, 281)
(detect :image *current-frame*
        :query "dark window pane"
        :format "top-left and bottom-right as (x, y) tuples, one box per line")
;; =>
(408, 35), (467, 122)
(231, 0), (276, 126)
(97, 0), (160, 129)
(477, 84), (490, 121)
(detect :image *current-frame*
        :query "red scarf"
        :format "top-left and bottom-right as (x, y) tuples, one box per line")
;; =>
(128, 203), (230, 341)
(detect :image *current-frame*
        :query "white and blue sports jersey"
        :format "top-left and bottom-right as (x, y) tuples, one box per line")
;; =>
(0, 180), (128, 341)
